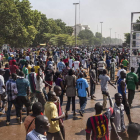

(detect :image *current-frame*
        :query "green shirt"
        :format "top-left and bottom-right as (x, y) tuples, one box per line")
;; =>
(126, 72), (138, 90)
(22, 67), (28, 77)
(20, 59), (26, 65)
(122, 59), (128, 67)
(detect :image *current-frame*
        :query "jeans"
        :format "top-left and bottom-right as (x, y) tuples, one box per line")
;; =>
(66, 97), (75, 111)
(79, 97), (87, 113)
(7, 100), (18, 122)
(90, 83), (96, 96)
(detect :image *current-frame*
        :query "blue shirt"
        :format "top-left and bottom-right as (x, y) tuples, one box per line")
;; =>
(57, 62), (66, 72)
(16, 78), (29, 96)
(117, 78), (126, 96)
(76, 78), (89, 97)
(47, 61), (53, 67)
(8, 57), (12, 62)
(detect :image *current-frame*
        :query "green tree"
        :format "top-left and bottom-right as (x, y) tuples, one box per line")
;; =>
(95, 32), (102, 39)
(78, 29), (94, 45)
(0, 0), (22, 46)
(124, 33), (130, 44)
(66, 36), (75, 46)
(42, 33), (55, 44)
(47, 19), (61, 34)
(65, 26), (73, 36)
(32, 14), (49, 46)
(57, 34), (69, 46)
(94, 38), (101, 46)
(55, 19), (73, 35)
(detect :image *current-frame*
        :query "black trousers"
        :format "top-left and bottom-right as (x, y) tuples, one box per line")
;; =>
(66, 97), (75, 111)
(122, 99), (130, 115)
(128, 89), (135, 106)
(90, 83), (95, 96)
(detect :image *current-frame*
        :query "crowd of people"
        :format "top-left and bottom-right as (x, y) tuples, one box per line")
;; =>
(0, 47), (140, 140)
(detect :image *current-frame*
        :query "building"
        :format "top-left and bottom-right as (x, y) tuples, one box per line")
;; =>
(71, 24), (90, 36)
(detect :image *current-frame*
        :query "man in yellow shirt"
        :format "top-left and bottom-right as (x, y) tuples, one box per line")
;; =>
(34, 62), (40, 73)
(27, 64), (32, 74)
(44, 91), (64, 140)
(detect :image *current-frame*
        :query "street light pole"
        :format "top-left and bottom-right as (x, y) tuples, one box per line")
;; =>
(115, 32), (116, 45)
(100, 22), (103, 46)
(118, 34), (119, 45)
(110, 28), (112, 45)
(73, 3), (79, 47)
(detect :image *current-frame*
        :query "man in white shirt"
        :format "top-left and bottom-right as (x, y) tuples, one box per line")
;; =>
(25, 55), (30, 62)
(116, 55), (119, 69)
(97, 58), (106, 81)
(68, 56), (73, 69)
(73, 58), (80, 71)
(42, 53), (47, 63)
(116, 65), (126, 83)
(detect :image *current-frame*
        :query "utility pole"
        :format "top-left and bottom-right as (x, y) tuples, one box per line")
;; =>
(115, 32), (116, 45)
(73, 3), (79, 47)
(79, 1), (80, 24)
(118, 34), (119, 45)
(100, 22), (103, 46)
(110, 28), (112, 45)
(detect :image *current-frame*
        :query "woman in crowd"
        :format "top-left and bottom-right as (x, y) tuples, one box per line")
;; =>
(65, 69), (76, 118)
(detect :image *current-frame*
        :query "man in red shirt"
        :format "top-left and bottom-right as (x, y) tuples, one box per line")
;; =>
(63, 57), (68, 64)
(86, 92), (121, 140)
(9, 57), (16, 66)
(10, 61), (19, 74)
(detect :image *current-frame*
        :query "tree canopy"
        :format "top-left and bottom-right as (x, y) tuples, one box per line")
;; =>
(0, 0), (73, 47)
(0, 0), (123, 47)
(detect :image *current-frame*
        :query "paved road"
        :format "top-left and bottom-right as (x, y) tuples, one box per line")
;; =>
(0, 82), (140, 140)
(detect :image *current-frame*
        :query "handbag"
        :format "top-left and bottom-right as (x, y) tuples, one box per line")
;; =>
(26, 117), (35, 133)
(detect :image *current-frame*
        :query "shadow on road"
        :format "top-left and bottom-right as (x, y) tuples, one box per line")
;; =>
(131, 105), (140, 109)
(85, 107), (95, 113)
(75, 129), (86, 136)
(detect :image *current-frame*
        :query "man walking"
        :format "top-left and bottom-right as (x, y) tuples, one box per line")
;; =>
(99, 69), (116, 110)
(117, 71), (132, 124)
(86, 92), (121, 140)
(116, 65), (126, 83)
(57, 59), (66, 73)
(76, 72), (89, 116)
(6, 73), (18, 125)
(89, 64), (96, 99)
(126, 67), (138, 108)
(16, 71), (30, 123)
(122, 57), (129, 71)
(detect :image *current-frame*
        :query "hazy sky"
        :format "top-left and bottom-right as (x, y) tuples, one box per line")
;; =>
(29, 0), (140, 40)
